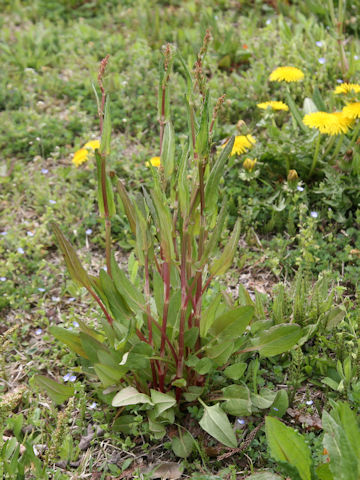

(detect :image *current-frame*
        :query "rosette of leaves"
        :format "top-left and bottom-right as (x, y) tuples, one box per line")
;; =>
(43, 44), (304, 449)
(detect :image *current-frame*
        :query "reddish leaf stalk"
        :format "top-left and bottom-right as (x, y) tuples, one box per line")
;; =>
(88, 287), (114, 326)
(159, 260), (171, 391)
(177, 229), (189, 380)
(144, 254), (158, 388)
(98, 54), (110, 135)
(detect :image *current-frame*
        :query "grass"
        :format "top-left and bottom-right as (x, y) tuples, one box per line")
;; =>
(1, 0), (360, 478)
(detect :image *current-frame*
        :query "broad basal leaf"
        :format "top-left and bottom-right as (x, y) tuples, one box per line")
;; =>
(199, 401), (237, 448)
(265, 416), (312, 480)
(112, 386), (153, 407)
(34, 375), (74, 405)
(251, 324), (303, 357)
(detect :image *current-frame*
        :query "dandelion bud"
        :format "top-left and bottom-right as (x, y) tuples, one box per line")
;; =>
(287, 169), (299, 182)
(243, 158), (257, 172)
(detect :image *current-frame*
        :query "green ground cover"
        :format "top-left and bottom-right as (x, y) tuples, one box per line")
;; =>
(1, 1), (360, 478)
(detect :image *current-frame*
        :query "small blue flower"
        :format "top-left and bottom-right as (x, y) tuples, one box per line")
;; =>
(297, 186), (304, 192)
(1, 231), (7, 236)
(27, 231), (34, 237)
(0, 277), (6, 282)
(41, 169), (49, 174)
(273, 407), (279, 411)
(306, 400), (313, 406)
(73, 321), (79, 328)
(337, 79), (344, 83)
(51, 296), (60, 302)
(88, 402), (97, 410)
(354, 55), (359, 60)
(49, 200), (56, 205)
(316, 41), (323, 47)
(318, 57), (326, 64)
(17, 247), (25, 254)
(35, 328), (43, 335)
(310, 211), (318, 218)
(38, 287), (46, 292)
(69, 375), (77, 382)
(67, 297), (75, 302)
(266, 19), (271, 25)
(85, 228), (93, 235)
(63, 373), (71, 382)
(236, 418), (246, 425)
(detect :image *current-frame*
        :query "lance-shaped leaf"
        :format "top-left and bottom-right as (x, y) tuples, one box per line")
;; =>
(51, 223), (91, 289)
(204, 136), (234, 214)
(99, 269), (133, 322)
(177, 51), (193, 100)
(265, 416), (312, 480)
(251, 324), (303, 357)
(312, 86), (326, 111)
(161, 121), (175, 178)
(34, 375), (74, 405)
(285, 92), (307, 133)
(50, 326), (88, 359)
(199, 401), (237, 448)
(100, 96), (111, 155)
(112, 386), (153, 407)
(210, 219), (240, 276)
(95, 150), (116, 218)
(111, 255), (145, 311)
(200, 196), (227, 266)
(195, 90), (210, 158)
(178, 147), (189, 218)
(150, 188), (174, 262)
(94, 363), (127, 388)
(210, 305), (254, 337)
(117, 180), (136, 234)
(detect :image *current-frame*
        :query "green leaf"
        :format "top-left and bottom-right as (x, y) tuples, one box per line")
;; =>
(210, 219), (241, 276)
(171, 432), (194, 458)
(100, 96), (111, 155)
(95, 150), (116, 218)
(224, 362), (247, 381)
(150, 188), (174, 262)
(150, 390), (176, 418)
(112, 386), (153, 407)
(269, 389), (289, 418)
(161, 121), (175, 178)
(183, 386), (204, 402)
(322, 407), (360, 480)
(116, 180), (136, 234)
(200, 196), (227, 265)
(178, 147), (190, 218)
(51, 223), (91, 289)
(206, 338), (234, 366)
(195, 90), (210, 157)
(50, 326), (88, 358)
(245, 472), (283, 479)
(205, 136), (234, 214)
(251, 324), (303, 357)
(316, 463), (334, 480)
(199, 401), (237, 448)
(210, 305), (254, 336)
(200, 293), (222, 338)
(312, 86), (326, 111)
(99, 269), (132, 322)
(111, 255), (145, 311)
(303, 97), (318, 114)
(222, 385), (252, 416)
(34, 375), (74, 405)
(285, 91), (307, 133)
(94, 363), (126, 388)
(265, 416), (312, 480)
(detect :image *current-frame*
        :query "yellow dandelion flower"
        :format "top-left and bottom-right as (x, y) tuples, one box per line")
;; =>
(72, 139), (100, 167)
(303, 111), (353, 135)
(342, 102), (360, 119)
(269, 66), (304, 83)
(84, 140), (100, 150)
(73, 148), (89, 167)
(146, 156), (161, 168)
(257, 101), (289, 111)
(334, 83), (360, 94)
(223, 135), (256, 156)
(243, 158), (257, 172)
